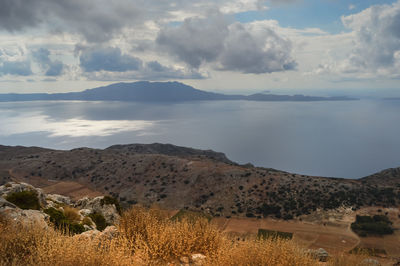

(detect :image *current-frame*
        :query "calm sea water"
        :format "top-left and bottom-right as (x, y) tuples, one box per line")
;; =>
(1, 100), (399, 179)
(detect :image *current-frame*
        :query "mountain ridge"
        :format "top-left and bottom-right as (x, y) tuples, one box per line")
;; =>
(0, 81), (357, 102)
(0, 143), (398, 220)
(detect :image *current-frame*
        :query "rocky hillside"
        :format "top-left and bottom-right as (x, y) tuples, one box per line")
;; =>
(0, 144), (399, 220)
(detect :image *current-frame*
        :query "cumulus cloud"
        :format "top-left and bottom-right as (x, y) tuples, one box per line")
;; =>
(157, 15), (296, 74)
(157, 15), (229, 68)
(0, 0), (141, 42)
(79, 47), (142, 72)
(0, 0), (270, 43)
(309, 1), (400, 79)
(341, 1), (400, 71)
(218, 22), (296, 73)
(32, 48), (65, 76)
(83, 61), (206, 81)
(77, 46), (206, 80)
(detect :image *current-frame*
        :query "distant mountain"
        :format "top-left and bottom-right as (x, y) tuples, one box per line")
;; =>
(0, 81), (357, 102)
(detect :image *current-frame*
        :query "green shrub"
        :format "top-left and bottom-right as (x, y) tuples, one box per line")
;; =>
(44, 207), (67, 227)
(89, 212), (107, 231)
(5, 190), (41, 210)
(44, 207), (85, 235)
(100, 196), (122, 215)
(351, 215), (394, 236)
(68, 223), (85, 234)
(257, 229), (293, 240)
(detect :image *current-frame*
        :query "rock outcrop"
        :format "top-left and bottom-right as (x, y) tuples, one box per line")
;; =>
(0, 182), (120, 238)
(75, 196), (121, 224)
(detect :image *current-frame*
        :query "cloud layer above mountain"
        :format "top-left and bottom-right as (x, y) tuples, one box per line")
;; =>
(0, 0), (398, 92)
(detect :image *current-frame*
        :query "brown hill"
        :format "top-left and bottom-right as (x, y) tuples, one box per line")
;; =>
(0, 144), (399, 219)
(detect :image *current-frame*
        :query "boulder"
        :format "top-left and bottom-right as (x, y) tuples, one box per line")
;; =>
(75, 229), (101, 240)
(0, 182), (47, 207)
(0, 207), (49, 229)
(97, 225), (118, 241)
(46, 194), (71, 205)
(306, 248), (329, 262)
(0, 197), (17, 208)
(75, 196), (120, 224)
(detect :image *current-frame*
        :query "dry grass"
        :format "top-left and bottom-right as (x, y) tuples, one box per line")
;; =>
(63, 206), (81, 222)
(0, 207), (372, 266)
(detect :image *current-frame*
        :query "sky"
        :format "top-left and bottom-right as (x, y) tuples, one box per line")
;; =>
(0, 0), (400, 95)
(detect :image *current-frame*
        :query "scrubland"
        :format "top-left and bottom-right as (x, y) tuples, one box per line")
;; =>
(0, 206), (370, 266)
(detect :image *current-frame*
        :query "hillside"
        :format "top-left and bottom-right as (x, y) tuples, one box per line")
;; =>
(0, 81), (357, 102)
(0, 143), (399, 220)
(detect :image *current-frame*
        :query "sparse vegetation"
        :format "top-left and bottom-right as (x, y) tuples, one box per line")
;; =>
(0, 206), (380, 265)
(5, 190), (41, 210)
(43, 207), (85, 235)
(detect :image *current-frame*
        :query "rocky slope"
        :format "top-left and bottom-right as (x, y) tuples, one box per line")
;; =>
(0, 181), (120, 237)
(0, 144), (399, 219)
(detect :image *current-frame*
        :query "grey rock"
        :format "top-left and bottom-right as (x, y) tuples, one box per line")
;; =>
(0, 182), (47, 207)
(75, 196), (120, 224)
(0, 207), (49, 229)
(46, 194), (71, 205)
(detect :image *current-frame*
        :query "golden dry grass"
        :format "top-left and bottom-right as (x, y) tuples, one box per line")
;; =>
(0, 207), (372, 266)
(63, 206), (81, 222)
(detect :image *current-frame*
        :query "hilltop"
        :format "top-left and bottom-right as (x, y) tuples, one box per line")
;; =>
(0, 143), (398, 220)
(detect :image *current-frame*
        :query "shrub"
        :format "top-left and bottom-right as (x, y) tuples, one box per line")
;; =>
(44, 207), (85, 235)
(5, 190), (41, 210)
(63, 206), (81, 222)
(89, 212), (107, 231)
(44, 207), (67, 227)
(351, 215), (394, 236)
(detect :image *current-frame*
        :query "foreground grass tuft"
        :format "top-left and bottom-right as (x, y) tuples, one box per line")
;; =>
(0, 206), (371, 265)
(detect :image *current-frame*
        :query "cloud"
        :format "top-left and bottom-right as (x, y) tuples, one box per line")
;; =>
(83, 60), (206, 81)
(32, 48), (65, 76)
(0, 60), (32, 76)
(79, 46), (142, 72)
(218, 22), (296, 73)
(339, 1), (400, 76)
(157, 15), (296, 74)
(157, 14), (230, 68)
(0, 0), (271, 43)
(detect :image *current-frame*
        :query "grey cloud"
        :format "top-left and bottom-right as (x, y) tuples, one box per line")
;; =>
(0, 60), (32, 76)
(79, 47), (142, 72)
(341, 1), (400, 72)
(157, 15), (229, 68)
(219, 23), (296, 73)
(157, 16), (296, 74)
(83, 59), (206, 81)
(0, 0), (141, 42)
(32, 48), (65, 76)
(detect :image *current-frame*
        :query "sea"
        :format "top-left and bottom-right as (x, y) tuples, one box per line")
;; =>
(1, 99), (399, 179)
